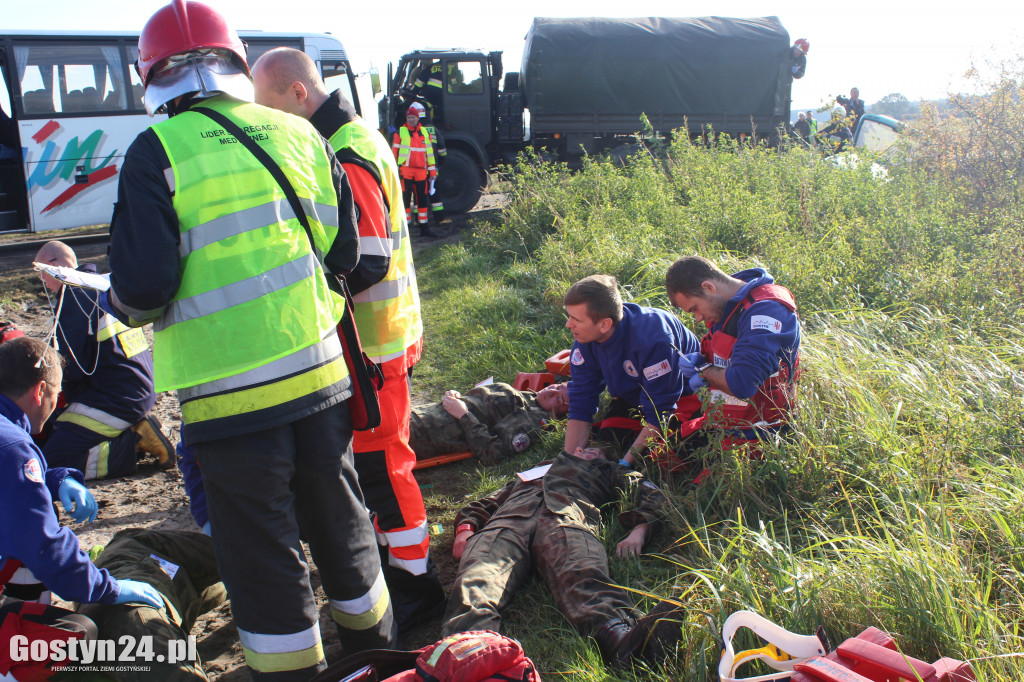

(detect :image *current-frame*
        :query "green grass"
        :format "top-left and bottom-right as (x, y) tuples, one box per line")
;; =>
(411, 122), (1024, 680)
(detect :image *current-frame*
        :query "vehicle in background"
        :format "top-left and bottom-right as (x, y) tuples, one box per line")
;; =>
(0, 30), (361, 232)
(381, 16), (799, 213)
(853, 113), (901, 153)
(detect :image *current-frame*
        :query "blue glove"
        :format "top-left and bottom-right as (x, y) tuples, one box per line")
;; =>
(113, 579), (164, 609)
(201, 521), (212, 537)
(687, 372), (706, 393)
(57, 477), (98, 524)
(678, 351), (706, 378)
(618, 458), (632, 468)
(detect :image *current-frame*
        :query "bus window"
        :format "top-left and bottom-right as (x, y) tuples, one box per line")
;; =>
(0, 56), (13, 124)
(126, 46), (145, 110)
(322, 60), (359, 111)
(15, 42), (132, 116)
(244, 39), (302, 69)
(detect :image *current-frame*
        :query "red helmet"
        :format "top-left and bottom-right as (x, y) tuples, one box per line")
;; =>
(794, 38), (810, 54)
(137, 0), (248, 86)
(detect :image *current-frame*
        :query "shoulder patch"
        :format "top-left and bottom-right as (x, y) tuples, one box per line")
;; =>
(24, 458), (44, 484)
(511, 433), (531, 452)
(623, 360), (638, 378)
(751, 315), (783, 333)
(571, 348), (584, 365)
(643, 359), (672, 381)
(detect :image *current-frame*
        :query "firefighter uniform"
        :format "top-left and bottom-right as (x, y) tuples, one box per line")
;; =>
(78, 529), (226, 682)
(309, 90), (443, 628)
(410, 382), (552, 465)
(392, 114), (436, 231)
(108, 93), (394, 679)
(43, 267), (159, 480)
(441, 450), (667, 641)
(417, 107), (448, 225)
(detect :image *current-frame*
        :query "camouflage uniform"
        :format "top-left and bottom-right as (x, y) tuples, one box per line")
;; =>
(440, 450), (667, 638)
(77, 529), (226, 682)
(411, 383), (551, 465)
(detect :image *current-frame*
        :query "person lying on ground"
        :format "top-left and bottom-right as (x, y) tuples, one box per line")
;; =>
(411, 381), (568, 465)
(77, 528), (226, 682)
(33, 240), (174, 480)
(441, 446), (684, 667)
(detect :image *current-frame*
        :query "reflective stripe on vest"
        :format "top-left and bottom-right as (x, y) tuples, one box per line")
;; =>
(330, 118), (423, 363)
(395, 125), (435, 170)
(238, 623), (324, 674)
(149, 97), (346, 398)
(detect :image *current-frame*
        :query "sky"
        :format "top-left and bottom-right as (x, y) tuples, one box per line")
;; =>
(6, 0), (1023, 111)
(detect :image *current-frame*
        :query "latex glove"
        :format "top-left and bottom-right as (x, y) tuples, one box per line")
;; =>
(678, 351), (706, 378)
(58, 477), (98, 524)
(113, 579), (164, 609)
(687, 372), (706, 393)
(201, 521), (212, 537)
(618, 458), (632, 469)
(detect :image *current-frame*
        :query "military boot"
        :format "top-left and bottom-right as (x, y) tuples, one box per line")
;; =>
(593, 600), (686, 666)
(131, 415), (175, 469)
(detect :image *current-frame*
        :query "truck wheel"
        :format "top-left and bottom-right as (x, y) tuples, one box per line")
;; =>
(436, 149), (484, 214)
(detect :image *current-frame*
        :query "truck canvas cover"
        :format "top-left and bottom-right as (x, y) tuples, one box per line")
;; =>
(521, 16), (791, 120)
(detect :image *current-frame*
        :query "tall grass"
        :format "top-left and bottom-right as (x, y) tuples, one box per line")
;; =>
(413, 94), (1024, 679)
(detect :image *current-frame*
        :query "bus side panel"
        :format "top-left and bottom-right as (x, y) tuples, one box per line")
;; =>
(19, 114), (151, 232)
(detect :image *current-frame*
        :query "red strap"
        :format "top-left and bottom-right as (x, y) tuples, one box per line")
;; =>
(793, 657), (875, 682)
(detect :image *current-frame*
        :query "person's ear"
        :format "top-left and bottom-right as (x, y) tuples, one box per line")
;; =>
(599, 318), (613, 335)
(700, 280), (717, 297)
(31, 380), (47, 407)
(291, 81), (308, 104)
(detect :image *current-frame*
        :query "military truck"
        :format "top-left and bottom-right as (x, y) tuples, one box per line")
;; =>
(382, 16), (798, 213)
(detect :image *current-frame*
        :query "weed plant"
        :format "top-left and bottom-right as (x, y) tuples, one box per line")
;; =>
(414, 66), (1024, 680)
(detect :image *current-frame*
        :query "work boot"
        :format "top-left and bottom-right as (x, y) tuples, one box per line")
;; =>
(382, 560), (447, 634)
(131, 415), (175, 469)
(593, 600), (686, 667)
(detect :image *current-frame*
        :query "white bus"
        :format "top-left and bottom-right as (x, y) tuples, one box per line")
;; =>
(0, 30), (364, 232)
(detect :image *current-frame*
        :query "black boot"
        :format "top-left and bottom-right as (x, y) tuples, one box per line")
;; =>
(593, 600), (685, 667)
(420, 224), (436, 238)
(382, 560), (447, 634)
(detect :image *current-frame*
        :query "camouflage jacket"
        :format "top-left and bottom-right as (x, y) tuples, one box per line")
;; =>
(411, 382), (552, 466)
(454, 450), (668, 537)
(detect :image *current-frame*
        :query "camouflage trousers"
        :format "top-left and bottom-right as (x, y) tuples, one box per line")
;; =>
(441, 506), (637, 637)
(78, 528), (226, 682)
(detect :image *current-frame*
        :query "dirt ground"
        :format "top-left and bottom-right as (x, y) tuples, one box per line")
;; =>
(0, 200), (500, 680)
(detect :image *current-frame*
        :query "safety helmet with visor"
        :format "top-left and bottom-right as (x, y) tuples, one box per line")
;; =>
(793, 38), (810, 54)
(136, 0), (253, 115)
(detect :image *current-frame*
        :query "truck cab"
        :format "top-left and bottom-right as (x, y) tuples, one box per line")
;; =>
(384, 49), (506, 213)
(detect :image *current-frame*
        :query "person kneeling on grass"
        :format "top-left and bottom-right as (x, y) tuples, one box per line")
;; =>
(0, 337), (162, 681)
(441, 445), (684, 667)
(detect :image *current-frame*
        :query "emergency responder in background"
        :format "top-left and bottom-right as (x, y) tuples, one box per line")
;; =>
(790, 38), (809, 79)
(414, 102), (451, 228)
(34, 240), (174, 480)
(665, 256), (801, 452)
(78, 528), (226, 682)
(411, 60), (444, 123)
(393, 102), (437, 237)
(411, 381), (569, 465)
(105, 2), (395, 678)
(441, 446), (684, 667)
(562, 275), (701, 466)
(250, 46), (445, 633)
(0, 337), (163, 681)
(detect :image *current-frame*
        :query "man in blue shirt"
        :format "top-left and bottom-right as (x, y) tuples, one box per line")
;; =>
(562, 275), (700, 465)
(665, 256), (801, 445)
(0, 336), (161, 680)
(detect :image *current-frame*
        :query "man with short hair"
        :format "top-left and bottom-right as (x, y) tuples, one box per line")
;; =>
(106, 1), (395, 677)
(34, 240), (174, 480)
(251, 46), (444, 632)
(837, 87), (865, 128)
(562, 275), (700, 465)
(664, 256), (800, 447)
(0, 337), (162, 681)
